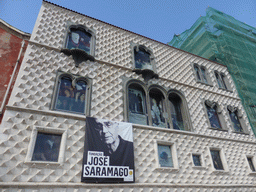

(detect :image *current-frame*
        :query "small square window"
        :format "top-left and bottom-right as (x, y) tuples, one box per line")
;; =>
(210, 149), (224, 170)
(247, 157), (256, 172)
(32, 132), (62, 162)
(157, 145), (173, 167)
(192, 154), (202, 166)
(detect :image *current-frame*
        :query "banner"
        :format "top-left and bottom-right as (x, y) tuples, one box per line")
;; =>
(81, 117), (135, 183)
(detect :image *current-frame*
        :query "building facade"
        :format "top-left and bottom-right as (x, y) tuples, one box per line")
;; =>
(169, 7), (256, 136)
(0, 1), (256, 191)
(0, 19), (30, 123)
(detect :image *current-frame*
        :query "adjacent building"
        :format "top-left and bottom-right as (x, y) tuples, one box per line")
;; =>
(169, 7), (256, 136)
(0, 1), (256, 191)
(0, 19), (30, 123)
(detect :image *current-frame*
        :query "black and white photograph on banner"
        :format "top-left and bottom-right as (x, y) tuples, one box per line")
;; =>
(81, 117), (134, 183)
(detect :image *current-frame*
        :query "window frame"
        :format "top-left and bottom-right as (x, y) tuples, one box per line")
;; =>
(191, 153), (206, 169)
(50, 71), (92, 115)
(214, 71), (231, 91)
(124, 78), (193, 131)
(227, 105), (249, 134)
(131, 42), (157, 73)
(245, 155), (256, 174)
(63, 21), (96, 57)
(204, 100), (227, 131)
(209, 147), (229, 172)
(168, 89), (193, 131)
(25, 126), (67, 164)
(193, 63), (211, 85)
(155, 140), (179, 171)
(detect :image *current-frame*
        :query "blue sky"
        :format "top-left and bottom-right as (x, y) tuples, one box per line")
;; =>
(1, 0), (255, 43)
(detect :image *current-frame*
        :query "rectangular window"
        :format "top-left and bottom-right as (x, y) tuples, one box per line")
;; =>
(32, 132), (62, 162)
(228, 106), (244, 132)
(210, 149), (224, 170)
(215, 71), (228, 90)
(157, 145), (173, 167)
(192, 154), (202, 166)
(247, 157), (256, 172)
(194, 64), (208, 84)
(26, 127), (67, 164)
(205, 103), (222, 129)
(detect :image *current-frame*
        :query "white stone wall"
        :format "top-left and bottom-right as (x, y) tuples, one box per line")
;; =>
(0, 1), (256, 191)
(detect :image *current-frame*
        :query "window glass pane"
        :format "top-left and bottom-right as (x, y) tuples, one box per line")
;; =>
(206, 105), (222, 129)
(194, 65), (201, 81)
(67, 28), (91, 54)
(55, 77), (87, 113)
(220, 74), (227, 89)
(210, 150), (224, 170)
(128, 85), (147, 125)
(134, 48), (152, 70)
(247, 157), (256, 172)
(158, 145), (173, 167)
(150, 90), (166, 128)
(201, 67), (208, 83)
(192, 154), (201, 166)
(215, 72), (223, 88)
(32, 132), (62, 162)
(229, 110), (243, 132)
(169, 94), (184, 130)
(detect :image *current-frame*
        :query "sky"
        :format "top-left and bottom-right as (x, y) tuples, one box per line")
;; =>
(0, 0), (256, 44)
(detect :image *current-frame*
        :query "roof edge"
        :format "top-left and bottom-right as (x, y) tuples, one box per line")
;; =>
(42, 0), (226, 68)
(0, 19), (31, 40)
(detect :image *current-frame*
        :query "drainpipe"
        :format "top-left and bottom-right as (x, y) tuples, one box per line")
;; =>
(0, 40), (25, 114)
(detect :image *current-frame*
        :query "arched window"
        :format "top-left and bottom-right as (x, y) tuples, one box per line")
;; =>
(64, 24), (96, 56)
(169, 93), (184, 130)
(193, 64), (209, 84)
(149, 88), (168, 128)
(127, 83), (147, 125)
(125, 80), (192, 130)
(51, 72), (91, 115)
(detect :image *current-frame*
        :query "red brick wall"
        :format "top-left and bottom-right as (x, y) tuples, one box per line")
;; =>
(0, 27), (29, 122)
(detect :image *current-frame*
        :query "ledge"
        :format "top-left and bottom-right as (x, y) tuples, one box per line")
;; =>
(28, 41), (241, 101)
(0, 182), (256, 188)
(209, 127), (228, 132)
(154, 167), (179, 173)
(132, 123), (256, 145)
(6, 105), (86, 121)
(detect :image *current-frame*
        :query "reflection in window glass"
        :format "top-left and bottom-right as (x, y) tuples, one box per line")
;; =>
(128, 85), (147, 125)
(194, 65), (201, 81)
(32, 132), (62, 162)
(201, 67), (208, 83)
(193, 154), (201, 166)
(67, 28), (91, 54)
(158, 145), (173, 167)
(210, 150), (224, 170)
(150, 90), (166, 128)
(169, 94), (184, 130)
(215, 72), (227, 89)
(134, 48), (153, 70)
(229, 110), (243, 132)
(55, 76), (87, 114)
(247, 157), (256, 172)
(220, 74), (227, 89)
(206, 104), (222, 129)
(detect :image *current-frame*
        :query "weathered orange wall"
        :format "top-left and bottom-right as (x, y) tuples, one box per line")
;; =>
(0, 27), (29, 122)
